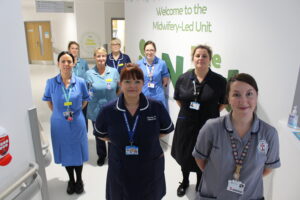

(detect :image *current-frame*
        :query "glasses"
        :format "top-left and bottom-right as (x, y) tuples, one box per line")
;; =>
(111, 43), (120, 46)
(145, 49), (155, 52)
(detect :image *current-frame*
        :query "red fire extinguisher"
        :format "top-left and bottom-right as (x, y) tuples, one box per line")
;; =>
(0, 127), (12, 166)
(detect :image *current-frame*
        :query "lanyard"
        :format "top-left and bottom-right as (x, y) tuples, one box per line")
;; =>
(62, 85), (72, 105)
(112, 59), (120, 69)
(228, 132), (253, 180)
(123, 112), (139, 145)
(146, 64), (155, 82)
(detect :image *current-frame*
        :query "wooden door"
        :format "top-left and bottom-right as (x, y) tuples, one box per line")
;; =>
(25, 21), (53, 64)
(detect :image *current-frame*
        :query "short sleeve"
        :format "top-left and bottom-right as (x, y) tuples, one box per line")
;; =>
(94, 108), (109, 138)
(81, 80), (90, 101)
(192, 121), (214, 160)
(161, 60), (170, 78)
(158, 102), (174, 134)
(42, 79), (52, 101)
(173, 75), (183, 100)
(126, 54), (131, 63)
(265, 128), (281, 169)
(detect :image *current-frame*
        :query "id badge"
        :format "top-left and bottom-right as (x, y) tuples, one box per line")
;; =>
(227, 180), (245, 195)
(63, 110), (74, 122)
(189, 101), (200, 110)
(125, 145), (139, 155)
(148, 82), (155, 88)
(64, 101), (72, 106)
(106, 82), (111, 90)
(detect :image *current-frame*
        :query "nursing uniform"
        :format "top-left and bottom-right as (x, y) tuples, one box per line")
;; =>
(171, 69), (227, 172)
(94, 93), (174, 200)
(42, 74), (90, 166)
(137, 57), (170, 108)
(73, 58), (89, 79)
(86, 66), (119, 159)
(106, 52), (131, 73)
(192, 114), (281, 200)
(72, 57), (89, 130)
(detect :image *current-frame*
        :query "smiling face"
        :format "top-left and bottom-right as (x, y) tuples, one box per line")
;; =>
(228, 81), (258, 118)
(94, 51), (107, 67)
(69, 44), (79, 58)
(193, 48), (211, 71)
(58, 54), (74, 75)
(144, 43), (156, 62)
(120, 79), (144, 99)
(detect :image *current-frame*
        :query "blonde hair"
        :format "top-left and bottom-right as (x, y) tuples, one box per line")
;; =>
(110, 38), (121, 45)
(93, 47), (107, 56)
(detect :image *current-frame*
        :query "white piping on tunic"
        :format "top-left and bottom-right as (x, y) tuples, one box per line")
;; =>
(160, 122), (173, 131)
(93, 123), (107, 135)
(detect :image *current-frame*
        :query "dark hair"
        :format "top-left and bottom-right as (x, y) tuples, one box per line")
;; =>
(120, 63), (144, 82)
(226, 73), (258, 100)
(192, 44), (212, 61)
(57, 51), (75, 63)
(144, 40), (156, 51)
(68, 41), (79, 50)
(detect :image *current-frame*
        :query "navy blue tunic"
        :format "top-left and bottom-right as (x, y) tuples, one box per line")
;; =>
(106, 52), (131, 73)
(94, 93), (174, 200)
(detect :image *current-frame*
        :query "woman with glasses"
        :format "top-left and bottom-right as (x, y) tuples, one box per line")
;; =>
(137, 40), (170, 109)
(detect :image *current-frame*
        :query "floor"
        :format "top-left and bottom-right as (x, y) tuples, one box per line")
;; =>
(30, 64), (197, 200)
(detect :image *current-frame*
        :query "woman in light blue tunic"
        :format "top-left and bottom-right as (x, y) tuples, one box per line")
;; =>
(43, 51), (90, 195)
(68, 41), (89, 130)
(137, 40), (170, 109)
(86, 47), (119, 166)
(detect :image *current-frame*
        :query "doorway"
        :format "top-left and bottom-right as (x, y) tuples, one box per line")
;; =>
(24, 21), (54, 64)
(111, 18), (125, 52)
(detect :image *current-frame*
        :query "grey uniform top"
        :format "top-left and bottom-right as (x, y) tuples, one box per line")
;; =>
(192, 113), (281, 200)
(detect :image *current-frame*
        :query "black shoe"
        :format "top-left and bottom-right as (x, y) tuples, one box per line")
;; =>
(75, 180), (84, 194)
(177, 182), (189, 197)
(66, 180), (75, 195)
(97, 157), (105, 166)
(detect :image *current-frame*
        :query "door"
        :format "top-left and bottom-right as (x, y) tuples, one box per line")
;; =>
(111, 18), (125, 52)
(25, 21), (53, 64)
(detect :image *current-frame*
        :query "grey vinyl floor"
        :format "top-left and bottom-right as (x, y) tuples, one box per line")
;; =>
(30, 64), (197, 200)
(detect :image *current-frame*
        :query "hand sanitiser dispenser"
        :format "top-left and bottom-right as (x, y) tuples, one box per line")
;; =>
(288, 106), (299, 129)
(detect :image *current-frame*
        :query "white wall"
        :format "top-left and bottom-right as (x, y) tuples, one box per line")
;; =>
(21, 0), (77, 54)
(125, 0), (300, 131)
(0, 1), (40, 199)
(75, 0), (124, 58)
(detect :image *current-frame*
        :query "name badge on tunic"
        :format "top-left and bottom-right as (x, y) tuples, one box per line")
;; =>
(227, 180), (245, 195)
(125, 145), (139, 155)
(106, 79), (112, 90)
(148, 82), (155, 88)
(64, 101), (72, 106)
(63, 109), (74, 122)
(118, 63), (124, 67)
(189, 101), (200, 110)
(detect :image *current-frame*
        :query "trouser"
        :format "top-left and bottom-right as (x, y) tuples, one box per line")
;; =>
(82, 104), (88, 132)
(92, 121), (107, 159)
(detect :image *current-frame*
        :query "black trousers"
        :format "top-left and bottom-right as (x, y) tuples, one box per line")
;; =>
(92, 121), (107, 159)
(82, 104), (88, 132)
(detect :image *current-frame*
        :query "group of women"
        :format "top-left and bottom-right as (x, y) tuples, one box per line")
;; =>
(43, 39), (280, 200)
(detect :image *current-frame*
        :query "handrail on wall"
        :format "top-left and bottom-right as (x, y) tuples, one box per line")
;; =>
(0, 162), (39, 200)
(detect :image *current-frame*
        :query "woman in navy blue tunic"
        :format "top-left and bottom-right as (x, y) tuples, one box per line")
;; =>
(94, 64), (174, 200)
(43, 51), (90, 195)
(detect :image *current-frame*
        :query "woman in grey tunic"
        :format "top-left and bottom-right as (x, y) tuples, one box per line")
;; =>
(193, 73), (281, 200)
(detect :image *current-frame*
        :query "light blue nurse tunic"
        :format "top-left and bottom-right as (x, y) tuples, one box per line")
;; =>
(137, 56), (170, 108)
(42, 74), (90, 166)
(86, 66), (120, 122)
(73, 58), (89, 80)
